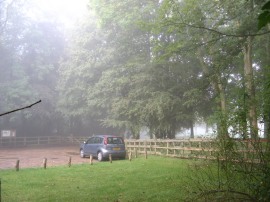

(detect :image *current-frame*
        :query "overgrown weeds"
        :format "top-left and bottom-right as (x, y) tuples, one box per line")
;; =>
(185, 137), (270, 201)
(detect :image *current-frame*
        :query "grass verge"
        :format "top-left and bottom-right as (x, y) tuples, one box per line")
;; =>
(0, 156), (192, 202)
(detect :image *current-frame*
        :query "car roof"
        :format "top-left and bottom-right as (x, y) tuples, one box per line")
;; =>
(92, 135), (123, 138)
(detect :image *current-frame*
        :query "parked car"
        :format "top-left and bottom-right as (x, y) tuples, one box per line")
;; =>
(80, 135), (126, 161)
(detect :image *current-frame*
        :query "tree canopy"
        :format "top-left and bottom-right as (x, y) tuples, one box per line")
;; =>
(0, 0), (269, 139)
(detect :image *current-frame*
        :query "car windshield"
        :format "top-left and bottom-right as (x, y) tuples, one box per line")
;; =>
(107, 137), (124, 144)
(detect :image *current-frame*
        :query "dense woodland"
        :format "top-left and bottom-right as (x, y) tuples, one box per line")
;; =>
(0, 0), (270, 139)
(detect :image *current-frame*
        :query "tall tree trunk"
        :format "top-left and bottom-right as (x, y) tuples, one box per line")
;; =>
(198, 49), (228, 138)
(263, 25), (270, 139)
(216, 74), (228, 138)
(190, 120), (194, 139)
(217, 76), (226, 114)
(243, 36), (258, 138)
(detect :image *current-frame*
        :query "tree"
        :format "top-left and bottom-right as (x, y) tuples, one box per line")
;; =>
(0, 0), (65, 136)
(156, 0), (270, 138)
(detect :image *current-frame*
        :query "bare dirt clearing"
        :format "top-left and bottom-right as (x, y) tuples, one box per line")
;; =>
(0, 144), (92, 170)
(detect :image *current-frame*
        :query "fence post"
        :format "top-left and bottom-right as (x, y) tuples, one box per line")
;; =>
(173, 142), (176, 156)
(68, 157), (71, 167)
(90, 155), (93, 165)
(209, 142), (212, 156)
(129, 151), (132, 161)
(167, 141), (169, 156)
(43, 158), (47, 169)
(144, 141), (147, 158)
(154, 140), (157, 155)
(182, 141), (184, 157)
(109, 154), (112, 163)
(15, 160), (20, 171)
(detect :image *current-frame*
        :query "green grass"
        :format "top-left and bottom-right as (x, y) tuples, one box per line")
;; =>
(0, 156), (193, 202)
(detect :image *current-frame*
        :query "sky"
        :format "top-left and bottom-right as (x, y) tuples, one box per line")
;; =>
(27, 0), (89, 28)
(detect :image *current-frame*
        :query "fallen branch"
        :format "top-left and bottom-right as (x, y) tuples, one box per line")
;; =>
(0, 100), (41, 117)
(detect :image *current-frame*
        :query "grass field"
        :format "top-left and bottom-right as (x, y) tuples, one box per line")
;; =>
(0, 156), (194, 202)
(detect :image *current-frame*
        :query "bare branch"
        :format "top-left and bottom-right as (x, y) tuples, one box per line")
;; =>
(0, 100), (42, 116)
(166, 0), (270, 38)
(163, 19), (270, 38)
(177, 21), (270, 37)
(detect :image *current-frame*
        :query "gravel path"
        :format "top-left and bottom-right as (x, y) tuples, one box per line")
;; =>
(0, 144), (92, 170)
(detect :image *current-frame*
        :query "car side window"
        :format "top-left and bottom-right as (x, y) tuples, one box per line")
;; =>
(107, 137), (113, 144)
(86, 137), (95, 144)
(94, 137), (101, 144)
(96, 137), (103, 144)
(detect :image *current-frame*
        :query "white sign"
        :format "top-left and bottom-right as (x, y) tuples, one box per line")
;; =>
(1, 130), (16, 137)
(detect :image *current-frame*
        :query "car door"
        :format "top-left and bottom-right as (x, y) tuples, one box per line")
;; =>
(84, 137), (95, 155)
(91, 137), (103, 156)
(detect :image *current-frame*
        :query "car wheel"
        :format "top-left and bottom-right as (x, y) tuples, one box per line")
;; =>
(80, 149), (85, 158)
(97, 151), (103, 161)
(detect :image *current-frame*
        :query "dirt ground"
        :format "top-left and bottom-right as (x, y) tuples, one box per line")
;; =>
(0, 144), (92, 170)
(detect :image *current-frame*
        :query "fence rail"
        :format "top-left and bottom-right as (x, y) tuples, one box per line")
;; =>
(0, 136), (87, 147)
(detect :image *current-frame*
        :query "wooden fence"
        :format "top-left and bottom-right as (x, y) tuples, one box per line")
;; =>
(125, 139), (216, 160)
(0, 136), (87, 147)
(0, 136), (267, 162)
(124, 139), (269, 161)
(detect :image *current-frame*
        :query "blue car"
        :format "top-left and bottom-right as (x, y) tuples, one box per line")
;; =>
(80, 135), (126, 161)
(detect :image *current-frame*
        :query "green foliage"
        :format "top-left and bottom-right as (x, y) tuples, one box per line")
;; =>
(258, 1), (270, 30)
